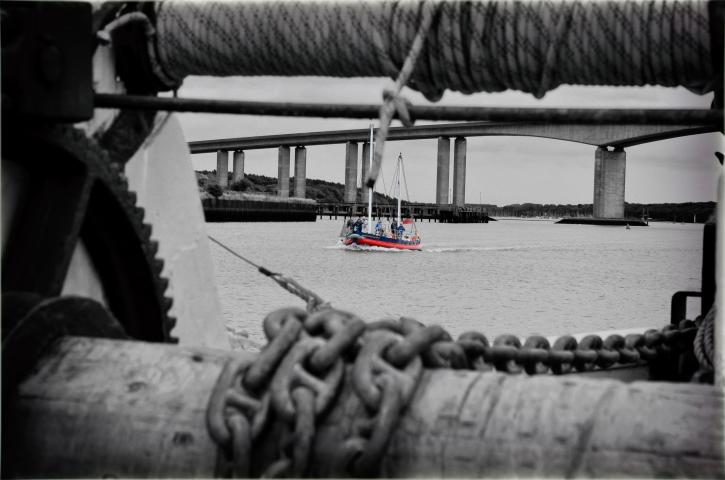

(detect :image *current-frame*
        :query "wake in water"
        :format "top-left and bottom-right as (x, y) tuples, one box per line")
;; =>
(326, 242), (409, 252)
(326, 243), (544, 253)
(424, 244), (543, 253)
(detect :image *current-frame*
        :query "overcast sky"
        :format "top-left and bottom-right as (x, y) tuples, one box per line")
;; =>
(178, 76), (722, 206)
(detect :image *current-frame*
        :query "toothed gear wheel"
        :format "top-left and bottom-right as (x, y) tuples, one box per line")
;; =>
(2, 122), (177, 342)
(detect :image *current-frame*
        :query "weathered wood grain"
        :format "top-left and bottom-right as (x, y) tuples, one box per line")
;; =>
(5, 336), (723, 478)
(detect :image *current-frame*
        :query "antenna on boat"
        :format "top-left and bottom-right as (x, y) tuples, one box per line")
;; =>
(396, 153), (402, 225)
(368, 123), (373, 232)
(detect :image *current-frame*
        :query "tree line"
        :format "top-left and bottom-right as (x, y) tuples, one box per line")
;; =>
(197, 171), (715, 223)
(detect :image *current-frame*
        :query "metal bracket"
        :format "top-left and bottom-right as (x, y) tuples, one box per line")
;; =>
(671, 291), (702, 324)
(1, 2), (93, 122)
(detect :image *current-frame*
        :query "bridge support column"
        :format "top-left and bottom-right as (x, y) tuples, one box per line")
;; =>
(436, 137), (451, 204)
(452, 137), (467, 207)
(593, 147), (626, 218)
(278, 146), (290, 197)
(360, 142), (370, 201)
(344, 141), (358, 203)
(232, 150), (244, 184)
(216, 150), (228, 187)
(294, 146), (306, 198)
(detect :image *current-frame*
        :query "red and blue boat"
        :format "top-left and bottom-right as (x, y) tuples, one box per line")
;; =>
(340, 144), (422, 251)
(343, 218), (422, 250)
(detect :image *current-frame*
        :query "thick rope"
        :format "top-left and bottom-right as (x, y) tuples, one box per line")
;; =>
(154, 1), (713, 98)
(152, 0), (713, 184)
(694, 305), (716, 372)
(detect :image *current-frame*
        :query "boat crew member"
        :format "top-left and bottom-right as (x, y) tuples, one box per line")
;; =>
(375, 220), (382, 236)
(391, 219), (398, 238)
(397, 223), (405, 237)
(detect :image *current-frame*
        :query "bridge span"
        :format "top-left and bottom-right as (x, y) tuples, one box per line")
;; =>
(189, 121), (717, 220)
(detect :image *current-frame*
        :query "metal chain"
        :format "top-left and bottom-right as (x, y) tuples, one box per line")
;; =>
(207, 306), (705, 478)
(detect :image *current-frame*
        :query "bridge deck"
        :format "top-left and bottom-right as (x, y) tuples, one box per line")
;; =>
(189, 122), (716, 153)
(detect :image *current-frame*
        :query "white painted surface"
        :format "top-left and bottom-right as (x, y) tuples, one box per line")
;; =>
(125, 114), (231, 349)
(61, 242), (108, 306)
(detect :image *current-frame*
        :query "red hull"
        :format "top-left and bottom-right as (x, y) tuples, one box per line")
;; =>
(344, 234), (422, 251)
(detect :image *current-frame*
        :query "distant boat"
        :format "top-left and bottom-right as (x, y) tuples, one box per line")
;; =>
(341, 132), (422, 251)
(345, 217), (422, 250)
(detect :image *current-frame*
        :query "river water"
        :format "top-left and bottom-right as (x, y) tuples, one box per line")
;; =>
(207, 219), (703, 346)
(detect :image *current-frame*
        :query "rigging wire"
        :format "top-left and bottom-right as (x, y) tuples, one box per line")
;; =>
(207, 235), (329, 312)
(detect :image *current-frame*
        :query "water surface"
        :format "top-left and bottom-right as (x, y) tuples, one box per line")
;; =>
(207, 219), (703, 345)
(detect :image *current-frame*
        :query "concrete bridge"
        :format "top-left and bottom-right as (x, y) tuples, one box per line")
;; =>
(188, 121), (716, 219)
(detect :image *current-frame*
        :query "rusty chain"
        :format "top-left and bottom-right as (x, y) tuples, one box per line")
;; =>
(208, 307), (705, 477)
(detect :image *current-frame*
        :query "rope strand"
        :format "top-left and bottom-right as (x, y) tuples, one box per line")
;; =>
(366, 1), (436, 189)
(208, 235), (330, 312)
(154, 1), (713, 96)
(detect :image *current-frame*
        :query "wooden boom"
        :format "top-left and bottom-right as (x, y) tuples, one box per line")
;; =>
(4, 336), (723, 478)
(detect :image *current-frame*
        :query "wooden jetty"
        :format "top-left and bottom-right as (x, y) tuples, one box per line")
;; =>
(316, 202), (491, 223)
(202, 197), (317, 222)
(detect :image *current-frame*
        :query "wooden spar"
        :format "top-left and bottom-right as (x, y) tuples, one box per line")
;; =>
(4, 337), (239, 478)
(4, 336), (724, 478)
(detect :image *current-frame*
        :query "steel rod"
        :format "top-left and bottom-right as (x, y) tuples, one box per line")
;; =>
(94, 93), (723, 126)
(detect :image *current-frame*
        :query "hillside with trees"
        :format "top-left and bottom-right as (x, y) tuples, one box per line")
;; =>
(197, 171), (715, 223)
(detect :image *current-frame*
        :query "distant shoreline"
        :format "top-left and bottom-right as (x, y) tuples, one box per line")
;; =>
(196, 171), (715, 224)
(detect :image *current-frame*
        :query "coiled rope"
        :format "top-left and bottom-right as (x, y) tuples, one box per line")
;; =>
(153, 0), (714, 184)
(694, 304), (716, 373)
(155, 1), (714, 98)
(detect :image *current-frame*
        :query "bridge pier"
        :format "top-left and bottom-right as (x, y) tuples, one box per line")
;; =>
(232, 150), (244, 184)
(360, 142), (370, 201)
(593, 147), (626, 218)
(436, 137), (450, 204)
(294, 146), (307, 198)
(345, 141), (358, 203)
(453, 137), (467, 207)
(216, 150), (228, 187)
(277, 146), (290, 197)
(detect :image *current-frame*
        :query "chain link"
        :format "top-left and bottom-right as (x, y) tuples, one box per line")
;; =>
(208, 307), (705, 478)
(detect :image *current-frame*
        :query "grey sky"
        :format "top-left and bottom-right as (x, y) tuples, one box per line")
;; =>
(178, 76), (722, 205)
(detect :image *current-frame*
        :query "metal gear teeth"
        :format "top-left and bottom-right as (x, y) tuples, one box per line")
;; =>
(162, 296), (173, 312)
(153, 258), (165, 273)
(92, 132), (176, 343)
(140, 223), (152, 240)
(166, 316), (179, 344)
(18, 125), (179, 344)
(148, 240), (159, 256)
(132, 206), (145, 223)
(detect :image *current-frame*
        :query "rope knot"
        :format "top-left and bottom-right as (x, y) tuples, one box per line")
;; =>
(382, 87), (414, 128)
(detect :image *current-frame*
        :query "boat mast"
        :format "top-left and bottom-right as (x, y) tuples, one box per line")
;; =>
(396, 153), (402, 224)
(368, 124), (373, 233)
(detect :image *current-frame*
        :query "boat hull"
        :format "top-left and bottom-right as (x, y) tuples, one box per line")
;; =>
(343, 233), (422, 250)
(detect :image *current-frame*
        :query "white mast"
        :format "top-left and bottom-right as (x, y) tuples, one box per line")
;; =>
(368, 124), (373, 233)
(396, 154), (402, 224)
